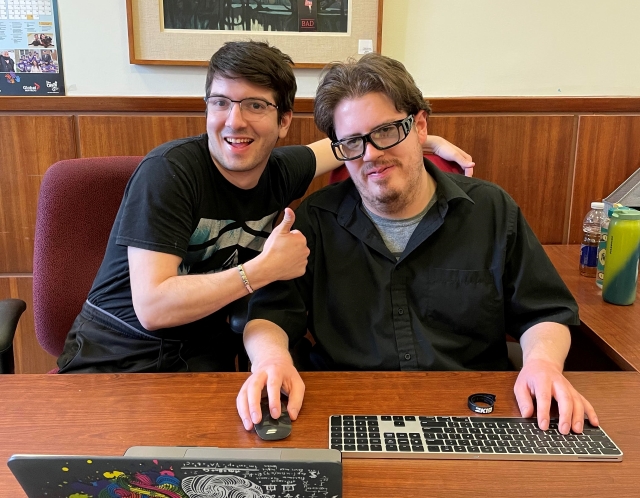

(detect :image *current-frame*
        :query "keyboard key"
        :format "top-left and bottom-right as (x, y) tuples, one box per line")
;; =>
(468, 446), (480, 453)
(344, 438), (355, 444)
(356, 432), (367, 438)
(344, 432), (354, 438)
(357, 438), (368, 444)
(601, 448), (622, 455)
(368, 421), (379, 427)
(356, 420), (367, 427)
(427, 446), (441, 452)
(409, 433), (421, 438)
(494, 447), (507, 453)
(394, 421), (406, 427)
(507, 447), (520, 453)
(411, 439), (422, 445)
(574, 448), (588, 454)
(453, 446), (467, 452)
(560, 448), (574, 454)
(398, 439), (410, 445)
(441, 446), (454, 453)
(521, 447), (534, 453)
(412, 446), (425, 452)
(357, 444), (369, 451)
(385, 439), (396, 445)
(397, 432), (408, 438)
(370, 445), (383, 451)
(381, 415), (392, 421)
(330, 416), (341, 426)
(344, 445), (356, 451)
(587, 448), (602, 455)
(331, 444), (342, 451)
(471, 440), (484, 447)
(370, 438), (381, 445)
(480, 447), (493, 453)
(343, 415), (354, 420)
(331, 438), (342, 444)
(548, 448), (561, 454)
(405, 416), (416, 421)
(393, 416), (404, 421)
(386, 445), (398, 451)
(399, 445), (411, 451)
(420, 416), (437, 422)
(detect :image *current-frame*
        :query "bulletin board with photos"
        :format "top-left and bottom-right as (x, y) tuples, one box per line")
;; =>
(0, 0), (65, 95)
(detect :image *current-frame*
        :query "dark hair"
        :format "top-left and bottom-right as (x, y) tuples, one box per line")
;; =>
(314, 53), (432, 140)
(205, 41), (297, 122)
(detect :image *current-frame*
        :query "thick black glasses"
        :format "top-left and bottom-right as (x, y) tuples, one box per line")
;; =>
(204, 96), (278, 120)
(331, 115), (415, 161)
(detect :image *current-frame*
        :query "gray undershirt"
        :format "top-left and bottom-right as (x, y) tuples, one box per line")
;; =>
(362, 193), (437, 259)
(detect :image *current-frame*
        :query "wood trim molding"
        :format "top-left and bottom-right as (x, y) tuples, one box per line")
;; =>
(1, 97), (639, 114)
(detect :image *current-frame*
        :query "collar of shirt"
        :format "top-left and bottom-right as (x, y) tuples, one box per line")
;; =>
(309, 158), (475, 262)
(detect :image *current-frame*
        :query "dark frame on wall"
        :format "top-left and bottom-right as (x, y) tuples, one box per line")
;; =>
(126, 0), (384, 68)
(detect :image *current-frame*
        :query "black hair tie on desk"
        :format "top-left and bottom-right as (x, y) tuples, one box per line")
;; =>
(468, 393), (496, 414)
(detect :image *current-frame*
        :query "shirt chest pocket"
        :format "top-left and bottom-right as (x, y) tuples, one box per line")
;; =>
(417, 268), (503, 332)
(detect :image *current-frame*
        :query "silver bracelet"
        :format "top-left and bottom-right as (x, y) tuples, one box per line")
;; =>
(237, 264), (254, 294)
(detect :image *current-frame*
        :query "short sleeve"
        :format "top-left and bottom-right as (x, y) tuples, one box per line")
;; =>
(270, 146), (316, 204)
(503, 205), (580, 339)
(116, 156), (196, 259)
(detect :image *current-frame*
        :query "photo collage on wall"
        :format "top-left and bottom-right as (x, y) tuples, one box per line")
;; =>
(0, 0), (65, 95)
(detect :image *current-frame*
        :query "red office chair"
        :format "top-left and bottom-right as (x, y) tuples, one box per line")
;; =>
(0, 156), (143, 373)
(33, 156), (143, 369)
(327, 154), (464, 183)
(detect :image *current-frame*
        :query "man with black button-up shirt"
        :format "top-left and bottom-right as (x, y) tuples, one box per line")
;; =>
(236, 53), (599, 437)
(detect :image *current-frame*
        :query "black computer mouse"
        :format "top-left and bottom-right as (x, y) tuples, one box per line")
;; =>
(254, 397), (292, 441)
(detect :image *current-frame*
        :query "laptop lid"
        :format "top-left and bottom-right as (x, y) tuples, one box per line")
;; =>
(8, 447), (342, 498)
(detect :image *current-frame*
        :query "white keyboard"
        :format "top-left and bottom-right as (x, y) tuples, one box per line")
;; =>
(329, 415), (623, 462)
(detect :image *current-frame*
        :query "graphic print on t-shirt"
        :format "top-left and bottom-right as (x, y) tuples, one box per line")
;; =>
(179, 211), (278, 275)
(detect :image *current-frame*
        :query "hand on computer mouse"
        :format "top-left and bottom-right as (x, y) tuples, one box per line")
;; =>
(254, 397), (292, 441)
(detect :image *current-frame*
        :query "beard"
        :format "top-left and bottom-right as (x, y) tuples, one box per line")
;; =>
(355, 156), (426, 217)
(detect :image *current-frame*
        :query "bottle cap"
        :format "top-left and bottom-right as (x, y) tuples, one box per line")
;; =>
(611, 210), (640, 220)
(591, 202), (605, 210)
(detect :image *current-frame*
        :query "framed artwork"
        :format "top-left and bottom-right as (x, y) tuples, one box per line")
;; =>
(126, 0), (383, 68)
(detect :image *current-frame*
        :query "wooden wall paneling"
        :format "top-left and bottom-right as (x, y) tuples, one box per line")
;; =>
(0, 116), (77, 273)
(278, 115), (331, 209)
(569, 115), (640, 244)
(428, 115), (576, 244)
(0, 276), (57, 374)
(77, 115), (206, 157)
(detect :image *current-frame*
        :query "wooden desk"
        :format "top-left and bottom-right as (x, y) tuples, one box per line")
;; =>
(545, 245), (640, 372)
(1, 372), (639, 497)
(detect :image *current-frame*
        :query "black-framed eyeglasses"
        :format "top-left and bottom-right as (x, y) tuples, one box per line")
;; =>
(331, 115), (415, 161)
(204, 96), (278, 120)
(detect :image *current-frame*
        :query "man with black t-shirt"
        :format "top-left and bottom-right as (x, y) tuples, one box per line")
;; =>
(57, 42), (472, 375)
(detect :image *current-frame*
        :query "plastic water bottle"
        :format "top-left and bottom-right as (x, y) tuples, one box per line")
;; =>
(602, 210), (640, 305)
(580, 202), (605, 277)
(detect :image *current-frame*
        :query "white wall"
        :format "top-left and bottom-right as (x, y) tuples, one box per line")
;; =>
(58, 0), (640, 97)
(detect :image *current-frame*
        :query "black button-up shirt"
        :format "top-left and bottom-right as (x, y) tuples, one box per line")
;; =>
(248, 160), (579, 371)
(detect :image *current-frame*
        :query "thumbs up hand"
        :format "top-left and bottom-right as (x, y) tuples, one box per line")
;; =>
(258, 208), (310, 282)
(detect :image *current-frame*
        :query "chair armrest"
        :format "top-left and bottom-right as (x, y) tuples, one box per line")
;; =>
(0, 299), (26, 374)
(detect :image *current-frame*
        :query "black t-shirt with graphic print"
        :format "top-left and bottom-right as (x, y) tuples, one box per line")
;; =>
(87, 134), (316, 340)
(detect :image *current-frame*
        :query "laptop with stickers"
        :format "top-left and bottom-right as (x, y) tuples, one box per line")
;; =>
(8, 447), (342, 498)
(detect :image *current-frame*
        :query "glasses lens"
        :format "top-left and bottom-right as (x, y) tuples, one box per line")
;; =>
(207, 97), (231, 112)
(241, 99), (270, 115)
(369, 123), (403, 149)
(337, 137), (364, 160)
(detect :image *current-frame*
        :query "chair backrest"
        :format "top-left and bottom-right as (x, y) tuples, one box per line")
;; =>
(328, 154), (463, 183)
(33, 157), (143, 356)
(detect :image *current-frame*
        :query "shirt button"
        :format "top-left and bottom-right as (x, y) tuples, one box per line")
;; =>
(404, 353), (411, 360)
(398, 308), (404, 315)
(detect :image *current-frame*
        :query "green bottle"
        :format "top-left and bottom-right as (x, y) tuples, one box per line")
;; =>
(602, 210), (640, 306)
